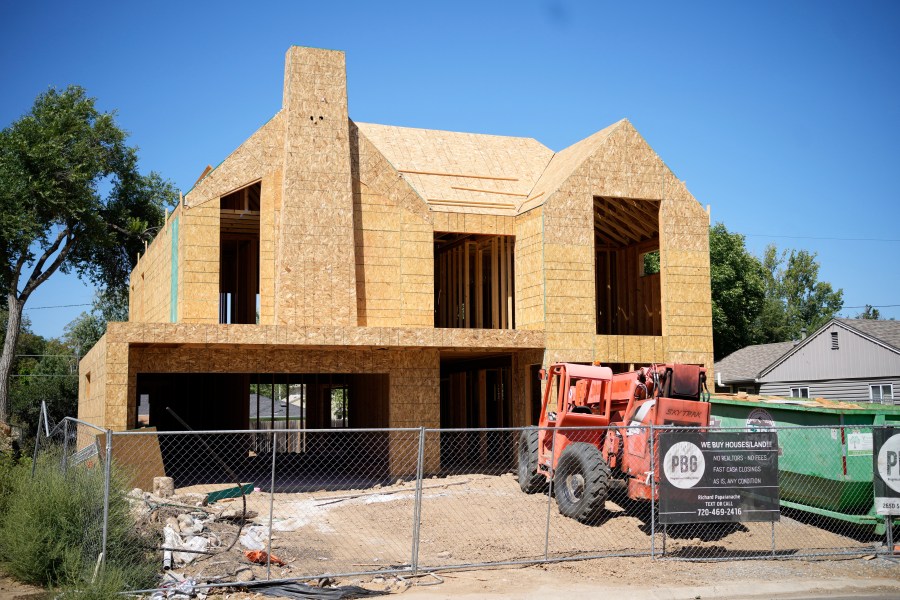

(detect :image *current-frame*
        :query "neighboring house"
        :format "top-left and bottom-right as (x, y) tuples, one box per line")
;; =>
(77, 46), (712, 465)
(758, 319), (899, 404)
(713, 341), (794, 394)
(714, 319), (900, 404)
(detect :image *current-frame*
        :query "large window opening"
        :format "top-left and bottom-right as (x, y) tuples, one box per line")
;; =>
(219, 182), (260, 324)
(136, 372), (390, 486)
(434, 233), (515, 329)
(594, 196), (662, 336)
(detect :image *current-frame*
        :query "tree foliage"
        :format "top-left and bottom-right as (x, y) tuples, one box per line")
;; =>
(856, 304), (881, 320)
(709, 224), (766, 360)
(63, 288), (129, 358)
(0, 85), (176, 424)
(708, 224), (844, 359)
(755, 245), (844, 342)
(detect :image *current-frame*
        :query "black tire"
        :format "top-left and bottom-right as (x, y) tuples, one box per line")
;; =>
(517, 428), (546, 493)
(554, 442), (611, 523)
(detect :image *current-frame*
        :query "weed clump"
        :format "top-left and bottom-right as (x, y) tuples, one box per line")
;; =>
(0, 452), (158, 597)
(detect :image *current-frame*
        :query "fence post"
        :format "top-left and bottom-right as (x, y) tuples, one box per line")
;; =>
(410, 427), (426, 575)
(266, 430), (277, 580)
(31, 401), (50, 478)
(100, 429), (113, 572)
(61, 418), (69, 475)
(650, 424), (656, 559)
(544, 427), (557, 560)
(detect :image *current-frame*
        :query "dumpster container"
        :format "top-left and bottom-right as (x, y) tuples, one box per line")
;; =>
(709, 394), (900, 533)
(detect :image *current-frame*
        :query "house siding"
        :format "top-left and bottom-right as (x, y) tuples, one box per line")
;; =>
(759, 376), (900, 404)
(760, 322), (900, 382)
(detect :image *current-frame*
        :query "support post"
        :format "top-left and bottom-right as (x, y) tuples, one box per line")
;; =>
(544, 427), (557, 560)
(886, 515), (895, 559)
(411, 427), (426, 574)
(267, 430), (277, 579)
(31, 401), (46, 479)
(100, 429), (113, 572)
(61, 418), (69, 475)
(771, 521), (776, 557)
(650, 423), (656, 559)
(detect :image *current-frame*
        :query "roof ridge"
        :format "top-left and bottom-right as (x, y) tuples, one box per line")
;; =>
(354, 121), (550, 147)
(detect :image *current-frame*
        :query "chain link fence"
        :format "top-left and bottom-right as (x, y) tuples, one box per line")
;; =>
(28, 416), (900, 592)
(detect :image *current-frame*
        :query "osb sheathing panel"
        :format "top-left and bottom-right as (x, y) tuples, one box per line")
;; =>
(512, 349), (545, 427)
(356, 122), (552, 216)
(540, 120), (712, 369)
(125, 345), (440, 429)
(259, 171), (282, 326)
(351, 124), (433, 327)
(129, 204), (181, 323)
(513, 207), (544, 330)
(77, 335), (107, 426)
(276, 47), (357, 327)
(173, 112), (286, 324)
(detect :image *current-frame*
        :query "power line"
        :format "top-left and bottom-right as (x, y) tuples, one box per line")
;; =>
(744, 234), (900, 243)
(22, 303), (91, 311)
(841, 304), (900, 309)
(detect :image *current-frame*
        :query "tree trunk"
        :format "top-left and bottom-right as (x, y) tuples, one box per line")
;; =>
(0, 292), (24, 425)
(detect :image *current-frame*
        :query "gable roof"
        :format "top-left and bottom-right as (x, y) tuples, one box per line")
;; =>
(355, 122), (553, 215)
(519, 120), (625, 213)
(714, 341), (794, 384)
(758, 318), (900, 379)
(837, 318), (900, 351)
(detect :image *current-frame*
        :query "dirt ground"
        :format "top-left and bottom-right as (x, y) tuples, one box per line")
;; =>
(144, 474), (900, 597)
(0, 575), (43, 600)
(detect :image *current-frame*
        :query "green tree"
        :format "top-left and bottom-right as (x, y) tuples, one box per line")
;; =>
(754, 245), (843, 342)
(0, 86), (177, 424)
(0, 312), (76, 444)
(856, 304), (881, 320)
(63, 288), (129, 358)
(709, 223), (766, 360)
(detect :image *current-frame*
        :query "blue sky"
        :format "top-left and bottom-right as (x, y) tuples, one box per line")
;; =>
(2, 1), (898, 339)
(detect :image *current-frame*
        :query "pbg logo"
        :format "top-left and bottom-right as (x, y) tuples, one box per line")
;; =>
(877, 434), (900, 494)
(663, 441), (705, 489)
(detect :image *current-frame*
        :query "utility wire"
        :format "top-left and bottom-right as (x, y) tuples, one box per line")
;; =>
(22, 303), (91, 311)
(744, 234), (900, 243)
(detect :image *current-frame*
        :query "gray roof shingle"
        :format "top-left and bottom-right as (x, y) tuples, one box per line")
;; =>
(837, 318), (900, 351)
(714, 341), (794, 384)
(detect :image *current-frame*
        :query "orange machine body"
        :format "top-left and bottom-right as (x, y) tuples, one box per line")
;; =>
(535, 363), (710, 501)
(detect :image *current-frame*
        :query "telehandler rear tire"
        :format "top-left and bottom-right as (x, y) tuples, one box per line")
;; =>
(517, 428), (546, 494)
(554, 442), (611, 523)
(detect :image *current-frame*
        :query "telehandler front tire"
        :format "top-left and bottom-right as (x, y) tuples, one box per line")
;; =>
(554, 442), (611, 523)
(517, 428), (546, 494)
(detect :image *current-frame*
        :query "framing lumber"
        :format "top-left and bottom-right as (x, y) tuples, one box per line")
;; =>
(398, 169), (519, 181)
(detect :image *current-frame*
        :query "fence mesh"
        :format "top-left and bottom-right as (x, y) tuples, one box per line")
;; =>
(30, 416), (109, 583)
(26, 417), (900, 592)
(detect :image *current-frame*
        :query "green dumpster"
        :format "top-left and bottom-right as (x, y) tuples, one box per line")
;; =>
(709, 395), (900, 533)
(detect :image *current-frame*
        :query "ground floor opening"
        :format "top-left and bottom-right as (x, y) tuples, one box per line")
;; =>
(135, 372), (390, 488)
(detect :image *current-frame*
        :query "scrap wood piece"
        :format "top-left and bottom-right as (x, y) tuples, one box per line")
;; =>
(205, 483), (254, 505)
(313, 478), (478, 506)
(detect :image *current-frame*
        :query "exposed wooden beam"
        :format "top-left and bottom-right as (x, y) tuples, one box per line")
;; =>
(399, 169), (519, 182)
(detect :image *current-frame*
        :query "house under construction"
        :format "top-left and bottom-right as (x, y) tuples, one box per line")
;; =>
(77, 46), (713, 468)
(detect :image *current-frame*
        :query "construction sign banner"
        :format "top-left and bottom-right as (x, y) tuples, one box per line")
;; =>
(658, 431), (780, 524)
(874, 427), (900, 515)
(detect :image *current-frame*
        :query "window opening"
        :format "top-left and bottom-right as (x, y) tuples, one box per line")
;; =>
(220, 182), (261, 324)
(594, 197), (661, 335)
(790, 386), (810, 398)
(434, 233), (514, 329)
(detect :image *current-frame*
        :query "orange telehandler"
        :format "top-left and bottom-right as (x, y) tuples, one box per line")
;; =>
(518, 362), (711, 522)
